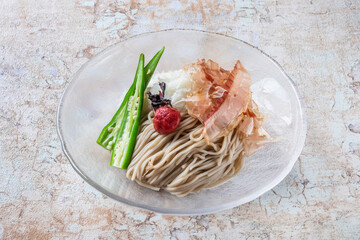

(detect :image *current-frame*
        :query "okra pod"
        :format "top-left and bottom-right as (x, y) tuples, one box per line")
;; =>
(96, 47), (165, 150)
(111, 54), (145, 169)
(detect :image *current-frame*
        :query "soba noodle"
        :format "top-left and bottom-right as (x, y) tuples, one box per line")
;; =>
(126, 112), (245, 196)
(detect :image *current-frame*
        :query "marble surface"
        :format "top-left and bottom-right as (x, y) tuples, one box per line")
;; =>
(0, 0), (359, 239)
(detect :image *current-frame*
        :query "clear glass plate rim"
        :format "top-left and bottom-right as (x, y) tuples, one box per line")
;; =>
(56, 28), (307, 215)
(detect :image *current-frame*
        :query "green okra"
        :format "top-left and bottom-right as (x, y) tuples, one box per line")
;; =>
(110, 53), (145, 169)
(96, 47), (165, 150)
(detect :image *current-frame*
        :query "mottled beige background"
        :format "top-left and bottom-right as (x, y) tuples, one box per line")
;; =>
(1, 0), (359, 239)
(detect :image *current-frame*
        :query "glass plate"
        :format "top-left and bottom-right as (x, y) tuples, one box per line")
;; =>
(57, 29), (306, 215)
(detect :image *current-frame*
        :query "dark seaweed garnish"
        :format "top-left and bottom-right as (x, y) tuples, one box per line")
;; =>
(147, 82), (172, 111)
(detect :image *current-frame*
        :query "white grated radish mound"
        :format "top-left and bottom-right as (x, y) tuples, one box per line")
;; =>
(143, 69), (192, 114)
